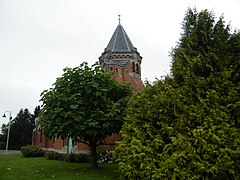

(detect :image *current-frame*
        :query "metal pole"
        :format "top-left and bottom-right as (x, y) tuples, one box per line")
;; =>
(4, 111), (12, 156)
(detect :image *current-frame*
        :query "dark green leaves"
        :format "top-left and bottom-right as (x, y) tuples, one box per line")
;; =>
(40, 61), (132, 143)
(115, 9), (240, 179)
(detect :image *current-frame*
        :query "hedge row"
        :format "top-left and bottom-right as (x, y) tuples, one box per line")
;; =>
(20, 145), (45, 157)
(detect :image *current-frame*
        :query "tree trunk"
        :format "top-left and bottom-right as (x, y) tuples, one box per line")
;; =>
(89, 140), (98, 168)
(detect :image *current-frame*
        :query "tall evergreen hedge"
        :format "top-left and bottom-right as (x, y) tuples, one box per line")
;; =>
(114, 8), (240, 179)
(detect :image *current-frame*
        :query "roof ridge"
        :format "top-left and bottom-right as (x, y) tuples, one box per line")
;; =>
(112, 25), (119, 52)
(120, 25), (130, 52)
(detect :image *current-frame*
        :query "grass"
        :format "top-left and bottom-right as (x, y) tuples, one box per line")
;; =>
(0, 154), (119, 180)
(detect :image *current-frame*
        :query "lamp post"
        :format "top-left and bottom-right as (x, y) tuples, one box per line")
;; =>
(2, 111), (12, 155)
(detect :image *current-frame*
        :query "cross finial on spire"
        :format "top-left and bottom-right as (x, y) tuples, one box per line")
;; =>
(118, 14), (121, 24)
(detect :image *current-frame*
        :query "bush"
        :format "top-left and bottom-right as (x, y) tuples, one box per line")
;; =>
(65, 153), (75, 162)
(20, 145), (45, 157)
(74, 153), (89, 163)
(0, 142), (5, 150)
(98, 150), (114, 163)
(46, 151), (60, 160)
(46, 151), (90, 163)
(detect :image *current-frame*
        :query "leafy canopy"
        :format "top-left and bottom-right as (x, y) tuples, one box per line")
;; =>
(40, 62), (132, 144)
(114, 8), (240, 179)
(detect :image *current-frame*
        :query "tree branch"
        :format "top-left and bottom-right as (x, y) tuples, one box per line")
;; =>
(79, 140), (89, 146)
(99, 143), (117, 146)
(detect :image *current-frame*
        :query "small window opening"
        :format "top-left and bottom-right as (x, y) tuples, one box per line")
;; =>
(132, 62), (135, 72)
(136, 63), (139, 74)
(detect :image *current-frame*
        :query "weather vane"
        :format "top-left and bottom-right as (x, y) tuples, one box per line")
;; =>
(118, 14), (121, 24)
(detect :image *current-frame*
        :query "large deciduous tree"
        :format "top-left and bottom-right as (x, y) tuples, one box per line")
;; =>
(114, 8), (240, 179)
(40, 62), (132, 168)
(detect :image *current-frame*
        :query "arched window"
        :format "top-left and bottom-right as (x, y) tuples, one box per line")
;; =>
(136, 63), (139, 74)
(110, 67), (113, 71)
(132, 62), (135, 73)
(116, 68), (118, 73)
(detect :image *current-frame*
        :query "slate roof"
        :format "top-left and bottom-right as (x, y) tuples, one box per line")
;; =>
(107, 24), (135, 53)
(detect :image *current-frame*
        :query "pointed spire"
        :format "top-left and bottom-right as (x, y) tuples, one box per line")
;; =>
(106, 23), (135, 53)
(118, 14), (121, 24)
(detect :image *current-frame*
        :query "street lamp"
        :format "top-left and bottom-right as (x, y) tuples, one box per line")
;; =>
(2, 111), (12, 155)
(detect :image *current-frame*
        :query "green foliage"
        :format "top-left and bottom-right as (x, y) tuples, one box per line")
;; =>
(66, 153), (90, 163)
(0, 142), (5, 150)
(72, 153), (90, 163)
(0, 133), (5, 149)
(98, 150), (114, 163)
(21, 145), (45, 157)
(40, 62), (132, 167)
(114, 8), (240, 179)
(46, 151), (65, 161)
(0, 124), (8, 138)
(46, 151), (90, 163)
(33, 105), (41, 119)
(1, 109), (35, 150)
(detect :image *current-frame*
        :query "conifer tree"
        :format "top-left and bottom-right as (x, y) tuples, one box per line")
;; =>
(114, 8), (240, 179)
(1, 109), (35, 149)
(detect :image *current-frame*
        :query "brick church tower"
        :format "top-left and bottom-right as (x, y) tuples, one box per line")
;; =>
(99, 18), (143, 91)
(32, 18), (143, 153)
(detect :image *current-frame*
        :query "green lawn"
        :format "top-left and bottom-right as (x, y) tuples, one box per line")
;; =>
(0, 155), (119, 180)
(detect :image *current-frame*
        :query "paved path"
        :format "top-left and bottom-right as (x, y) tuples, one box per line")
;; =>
(0, 150), (21, 155)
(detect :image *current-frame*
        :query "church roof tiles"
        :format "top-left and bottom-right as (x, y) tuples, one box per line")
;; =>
(106, 24), (135, 53)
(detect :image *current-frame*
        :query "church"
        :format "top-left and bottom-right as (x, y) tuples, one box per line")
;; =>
(32, 18), (143, 153)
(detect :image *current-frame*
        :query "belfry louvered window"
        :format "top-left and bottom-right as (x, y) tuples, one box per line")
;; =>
(132, 62), (135, 72)
(136, 63), (139, 74)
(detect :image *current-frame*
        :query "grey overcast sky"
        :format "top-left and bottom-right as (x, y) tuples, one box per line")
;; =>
(0, 0), (240, 126)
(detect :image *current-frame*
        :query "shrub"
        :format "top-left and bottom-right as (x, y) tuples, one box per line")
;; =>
(74, 153), (89, 163)
(65, 153), (75, 162)
(114, 9), (240, 179)
(20, 145), (45, 157)
(46, 151), (90, 163)
(46, 151), (61, 160)
(0, 142), (5, 150)
(98, 150), (114, 163)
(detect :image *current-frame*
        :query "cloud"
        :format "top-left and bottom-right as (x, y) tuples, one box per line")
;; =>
(0, 81), (39, 126)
